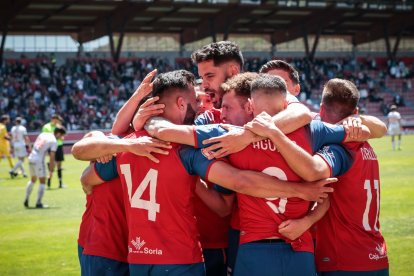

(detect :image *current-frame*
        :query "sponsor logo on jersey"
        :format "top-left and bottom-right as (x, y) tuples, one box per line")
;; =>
(369, 243), (387, 261)
(129, 236), (163, 256)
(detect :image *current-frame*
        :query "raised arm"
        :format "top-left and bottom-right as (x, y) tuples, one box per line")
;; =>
(112, 69), (159, 135)
(145, 117), (196, 145)
(272, 103), (312, 134)
(71, 134), (171, 163)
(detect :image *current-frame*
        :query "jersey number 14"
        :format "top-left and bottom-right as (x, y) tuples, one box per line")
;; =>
(120, 164), (160, 221)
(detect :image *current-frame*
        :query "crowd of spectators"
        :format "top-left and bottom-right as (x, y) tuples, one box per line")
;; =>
(1, 54), (413, 131)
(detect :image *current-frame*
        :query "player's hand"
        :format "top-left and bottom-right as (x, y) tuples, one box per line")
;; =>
(132, 96), (165, 130)
(201, 125), (262, 159)
(341, 115), (363, 140)
(244, 112), (277, 138)
(300, 178), (336, 203)
(126, 136), (172, 163)
(96, 154), (116, 164)
(132, 69), (157, 99)
(279, 218), (311, 241)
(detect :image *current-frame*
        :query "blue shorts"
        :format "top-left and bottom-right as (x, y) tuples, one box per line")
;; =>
(319, 269), (389, 276)
(78, 244), (86, 275)
(203, 248), (227, 276)
(234, 241), (316, 276)
(82, 253), (129, 276)
(129, 263), (205, 276)
(227, 228), (240, 276)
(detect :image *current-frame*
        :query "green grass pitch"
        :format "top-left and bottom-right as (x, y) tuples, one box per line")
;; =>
(0, 135), (413, 275)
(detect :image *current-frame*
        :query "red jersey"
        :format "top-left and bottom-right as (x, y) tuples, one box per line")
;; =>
(78, 194), (93, 248)
(229, 127), (314, 253)
(82, 177), (128, 263)
(116, 130), (203, 264)
(195, 180), (231, 249)
(316, 142), (389, 271)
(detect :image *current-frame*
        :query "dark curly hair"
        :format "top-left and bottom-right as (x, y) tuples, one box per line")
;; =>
(152, 70), (195, 99)
(191, 41), (244, 69)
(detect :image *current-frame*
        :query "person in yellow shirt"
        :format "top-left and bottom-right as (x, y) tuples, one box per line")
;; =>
(0, 115), (13, 169)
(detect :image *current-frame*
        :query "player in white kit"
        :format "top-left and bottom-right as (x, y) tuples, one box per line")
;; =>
(387, 105), (403, 150)
(9, 117), (31, 178)
(24, 126), (66, 208)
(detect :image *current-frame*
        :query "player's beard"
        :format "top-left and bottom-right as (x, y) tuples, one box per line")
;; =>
(183, 103), (197, 125)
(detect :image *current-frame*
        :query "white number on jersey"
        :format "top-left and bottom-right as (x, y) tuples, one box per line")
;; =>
(363, 179), (380, 231)
(262, 167), (288, 214)
(120, 164), (160, 221)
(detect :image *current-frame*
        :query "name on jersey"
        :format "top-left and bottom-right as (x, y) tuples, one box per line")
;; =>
(129, 236), (163, 256)
(361, 147), (377, 161)
(368, 243), (387, 261)
(252, 139), (280, 152)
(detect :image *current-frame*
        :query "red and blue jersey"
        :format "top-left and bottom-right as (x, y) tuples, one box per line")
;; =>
(95, 130), (218, 265)
(316, 142), (389, 272)
(193, 121), (353, 253)
(194, 108), (223, 126)
(82, 176), (128, 263)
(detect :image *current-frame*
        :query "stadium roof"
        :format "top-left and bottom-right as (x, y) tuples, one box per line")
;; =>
(1, 0), (413, 44)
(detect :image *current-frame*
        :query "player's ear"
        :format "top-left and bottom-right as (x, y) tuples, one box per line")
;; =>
(227, 63), (239, 78)
(177, 96), (186, 111)
(354, 107), (359, 115)
(245, 98), (253, 115)
(293, 83), (301, 96)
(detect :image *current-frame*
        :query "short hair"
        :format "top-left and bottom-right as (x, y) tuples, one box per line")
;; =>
(1, 115), (10, 123)
(221, 72), (259, 99)
(151, 70), (195, 100)
(54, 125), (66, 136)
(259, 60), (300, 85)
(15, 117), (22, 124)
(322, 78), (359, 121)
(51, 114), (63, 121)
(191, 41), (244, 69)
(251, 74), (287, 96)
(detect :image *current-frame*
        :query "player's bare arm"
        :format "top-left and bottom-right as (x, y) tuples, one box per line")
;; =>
(49, 151), (56, 178)
(195, 178), (234, 217)
(207, 160), (336, 202)
(145, 116), (196, 145)
(359, 115), (387, 138)
(272, 103), (312, 134)
(279, 197), (330, 241)
(111, 69), (159, 135)
(72, 135), (171, 163)
(245, 112), (334, 181)
(80, 163), (105, 194)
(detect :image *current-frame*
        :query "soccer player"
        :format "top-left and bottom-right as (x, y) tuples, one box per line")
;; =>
(24, 126), (66, 208)
(258, 79), (389, 275)
(195, 83), (214, 117)
(0, 115), (13, 169)
(75, 130), (172, 276)
(42, 114), (65, 188)
(387, 104), (403, 150)
(9, 117), (30, 178)
(74, 70), (334, 276)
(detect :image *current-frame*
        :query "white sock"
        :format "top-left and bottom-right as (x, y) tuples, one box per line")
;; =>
(25, 181), (34, 201)
(12, 160), (22, 172)
(20, 163), (25, 175)
(36, 184), (46, 205)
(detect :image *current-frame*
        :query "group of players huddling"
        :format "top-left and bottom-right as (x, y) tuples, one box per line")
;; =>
(72, 41), (389, 276)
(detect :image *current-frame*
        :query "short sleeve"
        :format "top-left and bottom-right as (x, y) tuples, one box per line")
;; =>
(94, 158), (118, 181)
(178, 146), (217, 179)
(214, 184), (235, 195)
(316, 144), (353, 177)
(194, 124), (229, 149)
(286, 93), (299, 104)
(194, 112), (211, 126)
(50, 141), (58, 152)
(310, 120), (346, 153)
